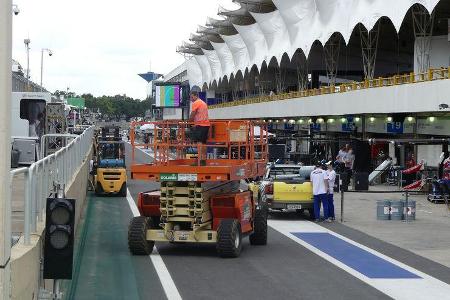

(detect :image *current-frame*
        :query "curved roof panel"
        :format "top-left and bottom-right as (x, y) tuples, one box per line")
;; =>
(210, 41), (235, 78)
(181, 0), (441, 85)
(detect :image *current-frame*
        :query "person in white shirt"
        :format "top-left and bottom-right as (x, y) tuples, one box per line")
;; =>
(325, 162), (337, 221)
(310, 163), (330, 222)
(336, 146), (347, 163)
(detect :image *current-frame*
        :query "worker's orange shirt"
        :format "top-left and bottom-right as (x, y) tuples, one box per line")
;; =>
(192, 99), (210, 127)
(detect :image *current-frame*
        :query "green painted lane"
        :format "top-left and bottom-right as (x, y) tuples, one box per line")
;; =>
(70, 193), (165, 300)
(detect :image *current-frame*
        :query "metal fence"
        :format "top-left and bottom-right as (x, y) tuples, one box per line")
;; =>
(10, 126), (94, 245)
(12, 72), (46, 92)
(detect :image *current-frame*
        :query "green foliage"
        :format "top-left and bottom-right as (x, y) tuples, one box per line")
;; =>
(55, 90), (152, 119)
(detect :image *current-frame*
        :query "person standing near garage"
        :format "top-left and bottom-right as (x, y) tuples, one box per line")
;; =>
(325, 161), (336, 221)
(310, 163), (329, 222)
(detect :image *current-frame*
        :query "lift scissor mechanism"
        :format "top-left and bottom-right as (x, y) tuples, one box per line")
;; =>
(128, 120), (269, 258)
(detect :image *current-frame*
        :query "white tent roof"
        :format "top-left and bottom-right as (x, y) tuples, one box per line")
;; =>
(176, 0), (441, 87)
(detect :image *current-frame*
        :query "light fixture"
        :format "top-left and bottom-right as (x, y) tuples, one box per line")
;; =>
(317, 118), (324, 124)
(429, 116), (435, 122)
(341, 118), (347, 124)
(328, 118), (335, 123)
(369, 117), (375, 122)
(289, 119), (295, 124)
(275, 120), (280, 123)
(387, 117), (393, 122)
(268, 119), (273, 123)
(308, 118), (313, 124)
(283, 119), (287, 123)
(355, 117), (361, 122)
(407, 116), (414, 123)
(298, 119), (304, 124)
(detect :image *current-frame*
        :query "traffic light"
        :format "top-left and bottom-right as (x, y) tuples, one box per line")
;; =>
(43, 197), (76, 279)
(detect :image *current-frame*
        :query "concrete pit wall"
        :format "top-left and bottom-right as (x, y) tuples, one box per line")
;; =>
(10, 147), (92, 300)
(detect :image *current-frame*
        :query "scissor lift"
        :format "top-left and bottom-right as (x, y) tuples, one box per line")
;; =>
(128, 120), (269, 257)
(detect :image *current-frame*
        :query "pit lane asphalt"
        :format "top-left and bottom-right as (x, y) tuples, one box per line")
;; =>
(72, 143), (450, 299)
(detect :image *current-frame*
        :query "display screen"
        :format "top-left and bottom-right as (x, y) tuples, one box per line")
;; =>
(155, 85), (181, 107)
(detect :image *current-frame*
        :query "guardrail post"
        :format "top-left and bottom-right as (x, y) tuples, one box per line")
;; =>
(25, 170), (32, 245)
(404, 191), (409, 223)
(37, 164), (43, 222)
(340, 190), (344, 223)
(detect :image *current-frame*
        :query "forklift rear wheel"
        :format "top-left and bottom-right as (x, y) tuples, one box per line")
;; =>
(94, 182), (103, 196)
(119, 183), (127, 197)
(217, 219), (242, 258)
(249, 209), (267, 245)
(128, 216), (155, 255)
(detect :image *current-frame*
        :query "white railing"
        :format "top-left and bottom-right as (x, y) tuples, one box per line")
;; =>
(10, 126), (94, 245)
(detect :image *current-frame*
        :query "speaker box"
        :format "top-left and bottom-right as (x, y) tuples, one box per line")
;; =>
(352, 141), (370, 172)
(354, 172), (369, 191)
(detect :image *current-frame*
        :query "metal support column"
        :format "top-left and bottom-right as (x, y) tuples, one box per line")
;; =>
(360, 23), (380, 80)
(324, 35), (341, 86)
(296, 57), (308, 91)
(412, 5), (435, 73)
(361, 116), (367, 140)
(275, 66), (286, 94)
(0, 0), (12, 298)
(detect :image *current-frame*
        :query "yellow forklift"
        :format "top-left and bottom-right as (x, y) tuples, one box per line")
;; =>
(93, 126), (127, 196)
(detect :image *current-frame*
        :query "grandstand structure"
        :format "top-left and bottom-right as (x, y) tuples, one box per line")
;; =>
(163, 0), (450, 168)
(167, 0), (449, 112)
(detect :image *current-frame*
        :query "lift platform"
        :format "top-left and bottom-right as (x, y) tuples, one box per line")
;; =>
(130, 120), (268, 181)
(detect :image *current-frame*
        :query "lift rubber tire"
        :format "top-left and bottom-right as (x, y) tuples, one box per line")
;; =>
(249, 209), (268, 245)
(217, 219), (242, 258)
(119, 182), (127, 197)
(128, 216), (155, 255)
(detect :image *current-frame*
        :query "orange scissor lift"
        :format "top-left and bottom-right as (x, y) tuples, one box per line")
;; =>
(128, 120), (269, 258)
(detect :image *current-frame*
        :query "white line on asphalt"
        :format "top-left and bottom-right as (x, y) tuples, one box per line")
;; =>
(126, 188), (140, 217)
(126, 188), (182, 300)
(268, 220), (450, 300)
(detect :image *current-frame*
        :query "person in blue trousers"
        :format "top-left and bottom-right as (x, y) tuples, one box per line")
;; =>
(325, 161), (336, 221)
(310, 163), (329, 222)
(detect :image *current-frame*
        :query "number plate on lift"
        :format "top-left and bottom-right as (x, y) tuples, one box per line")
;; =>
(287, 204), (302, 210)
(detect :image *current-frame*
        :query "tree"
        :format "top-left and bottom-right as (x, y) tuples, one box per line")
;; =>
(60, 90), (152, 120)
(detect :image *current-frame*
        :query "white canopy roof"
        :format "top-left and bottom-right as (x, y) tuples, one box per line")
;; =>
(178, 0), (441, 88)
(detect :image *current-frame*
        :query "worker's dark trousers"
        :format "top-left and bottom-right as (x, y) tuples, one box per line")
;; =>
(191, 126), (210, 144)
(327, 193), (335, 219)
(313, 193), (329, 220)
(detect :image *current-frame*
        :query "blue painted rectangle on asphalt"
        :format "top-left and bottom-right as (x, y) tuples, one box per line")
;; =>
(292, 232), (421, 279)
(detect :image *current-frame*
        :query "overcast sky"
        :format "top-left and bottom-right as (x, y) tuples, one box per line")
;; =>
(12, 0), (239, 99)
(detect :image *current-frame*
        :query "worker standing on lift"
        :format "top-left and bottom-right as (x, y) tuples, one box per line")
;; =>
(189, 90), (210, 143)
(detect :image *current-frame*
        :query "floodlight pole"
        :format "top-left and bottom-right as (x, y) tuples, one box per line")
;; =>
(0, 0), (12, 298)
